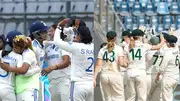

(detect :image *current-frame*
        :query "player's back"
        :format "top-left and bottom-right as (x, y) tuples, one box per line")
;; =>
(161, 46), (179, 80)
(0, 50), (22, 87)
(146, 50), (163, 74)
(71, 43), (94, 82)
(127, 41), (151, 69)
(98, 44), (123, 73)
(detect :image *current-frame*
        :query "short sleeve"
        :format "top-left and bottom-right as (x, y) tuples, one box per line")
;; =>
(62, 50), (70, 56)
(22, 49), (34, 65)
(97, 48), (104, 59)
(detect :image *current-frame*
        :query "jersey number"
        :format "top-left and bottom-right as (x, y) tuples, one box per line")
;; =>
(0, 62), (9, 78)
(153, 55), (163, 66)
(175, 55), (179, 66)
(131, 49), (142, 60)
(86, 57), (94, 72)
(103, 51), (115, 62)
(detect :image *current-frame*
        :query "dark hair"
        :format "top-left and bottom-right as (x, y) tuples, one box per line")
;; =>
(77, 26), (92, 44)
(169, 43), (175, 47)
(51, 24), (57, 30)
(2, 43), (11, 57)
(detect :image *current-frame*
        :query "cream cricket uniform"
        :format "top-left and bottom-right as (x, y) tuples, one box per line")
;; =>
(16, 48), (40, 101)
(45, 28), (94, 101)
(146, 50), (163, 101)
(0, 50), (22, 101)
(119, 41), (129, 100)
(45, 44), (71, 101)
(97, 44), (125, 101)
(125, 41), (152, 101)
(158, 45), (179, 101)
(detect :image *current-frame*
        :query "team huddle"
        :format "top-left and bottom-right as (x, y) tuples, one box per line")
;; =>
(0, 18), (94, 101)
(94, 27), (180, 101)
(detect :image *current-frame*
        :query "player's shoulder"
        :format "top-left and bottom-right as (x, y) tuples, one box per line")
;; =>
(23, 48), (35, 56)
(32, 39), (42, 49)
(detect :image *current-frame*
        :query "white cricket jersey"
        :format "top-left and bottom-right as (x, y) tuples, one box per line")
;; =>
(125, 41), (152, 70)
(45, 44), (71, 80)
(22, 48), (38, 75)
(0, 51), (22, 87)
(32, 39), (45, 68)
(159, 45), (180, 80)
(45, 28), (94, 82)
(146, 50), (163, 74)
(97, 44), (124, 72)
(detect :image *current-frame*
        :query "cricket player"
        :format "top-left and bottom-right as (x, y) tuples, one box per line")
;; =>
(0, 31), (23, 101)
(41, 23), (71, 101)
(0, 35), (40, 101)
(119, 30), (131, 100)
(124, 29), (165, 101)
(155, 34), (179, 101)
(29, 20), (49, 68)
(146, 36), (162, 101)
(44, 24), (94, 101)
(29, 20), (49, 101)
(94, 31), (127, 101)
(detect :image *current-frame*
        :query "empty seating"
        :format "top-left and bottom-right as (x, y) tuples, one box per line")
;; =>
(4, 22), (16, 36)
(157, 2), (169, 15)
(150, 16), (160, 27)
(124, 16), (133, 25)
(0, 23), (5, 35)
(85, 2), (94, 13)
(145, 1), (157, 16)
(17, 22), (24, 33)
(137, 16), (146, 26)
(119, 1), (130, 16)
(176, 16), (180, 29)
(71, 2), (88, 17)
(128, 0), (136, 8)
(26, 2), (38, 18)
(132, 2), (144, 16)
(113, 0), (122, 11)
(139, 0), (148, 7)
(14, 3), (24, 18)
(163, 15), (173, 29)
(156, 24), (163, 33)
(170, 2), (180, 15)
(36, 2), (50, 18)
(131, 24), (138, 31)
(1, 3), (15, 19)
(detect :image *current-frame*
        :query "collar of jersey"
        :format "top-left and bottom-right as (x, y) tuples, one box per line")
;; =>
(33, 39), (43, 48)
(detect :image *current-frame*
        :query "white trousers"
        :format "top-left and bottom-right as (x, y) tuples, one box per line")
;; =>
(70, 81), (93, 101)
(161, 76), (179, 101)
(50, 77), (70, 101)
(0, 86), (16, 101)
(100, 72), (125, 101)
(147, 74), (162, 101)
(16, 89), (38, 101)
(126, 70), (147, 101)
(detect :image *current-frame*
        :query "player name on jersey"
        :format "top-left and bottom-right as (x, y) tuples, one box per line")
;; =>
(81, 49), (94, 55)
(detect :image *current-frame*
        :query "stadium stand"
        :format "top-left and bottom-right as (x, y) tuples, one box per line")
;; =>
(0, 0), (94, 36)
